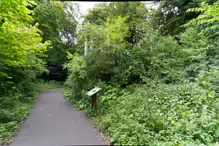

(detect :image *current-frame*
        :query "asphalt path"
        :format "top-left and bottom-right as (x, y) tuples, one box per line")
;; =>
(10, 88), (106, 146)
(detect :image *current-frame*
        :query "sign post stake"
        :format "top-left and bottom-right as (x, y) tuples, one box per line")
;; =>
(91, 94), (97, 109)
(86, 87), (102, 109)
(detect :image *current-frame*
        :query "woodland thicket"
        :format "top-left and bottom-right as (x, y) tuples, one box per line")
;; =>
(64, 1), (219, 145)
(0, 0), (75, 143)
(0, 0), (218, 145)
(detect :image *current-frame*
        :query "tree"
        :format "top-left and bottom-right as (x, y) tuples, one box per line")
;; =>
(150, 0), (218, 35)
(83, 7), (108, 25)
(33, 1), (78, 81)
(78, 16), (130, 81)
(84, 2), (149, 46)
(0, 0), (50, 94)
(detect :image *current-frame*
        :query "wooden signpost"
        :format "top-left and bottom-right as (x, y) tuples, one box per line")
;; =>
(86, 87), (102, 109)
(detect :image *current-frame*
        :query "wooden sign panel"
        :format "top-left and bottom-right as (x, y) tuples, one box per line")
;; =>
(86, 87), (102, 97)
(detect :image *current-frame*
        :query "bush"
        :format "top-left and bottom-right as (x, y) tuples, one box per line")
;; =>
(64, 2), (219, 145)
(94, 82), (219, 145)
(0, 80), (61, 145)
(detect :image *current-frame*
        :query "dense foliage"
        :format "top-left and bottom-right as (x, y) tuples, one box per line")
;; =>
(0, 0), (64, 144)
(0, 0), (50, 95)
(150, 0), (218, 35)
(64, 1), (219, 145)
(0, 0), (218, 145)
(33, 1), (78, 81)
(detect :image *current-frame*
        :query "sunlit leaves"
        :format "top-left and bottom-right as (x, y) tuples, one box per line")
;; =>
(105, 16), (130, 52)
(184, 2), (219, 27)
(0, 0), (50, 93)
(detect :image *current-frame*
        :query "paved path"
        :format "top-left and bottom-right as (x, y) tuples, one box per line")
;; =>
(10, 88), (106, 146)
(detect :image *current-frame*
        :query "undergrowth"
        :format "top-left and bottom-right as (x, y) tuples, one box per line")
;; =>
(63, 2), (219, 146)
(0, 80), (62, 145)
(64, 80), (219, 145)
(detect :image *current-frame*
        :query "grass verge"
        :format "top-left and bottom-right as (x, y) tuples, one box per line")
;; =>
(0, 80), (63, 145)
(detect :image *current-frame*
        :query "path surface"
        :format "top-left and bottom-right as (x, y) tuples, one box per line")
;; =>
(10, 88), (106, 146)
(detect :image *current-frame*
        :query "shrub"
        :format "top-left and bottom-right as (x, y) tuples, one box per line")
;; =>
(95, 82), (219, 145)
